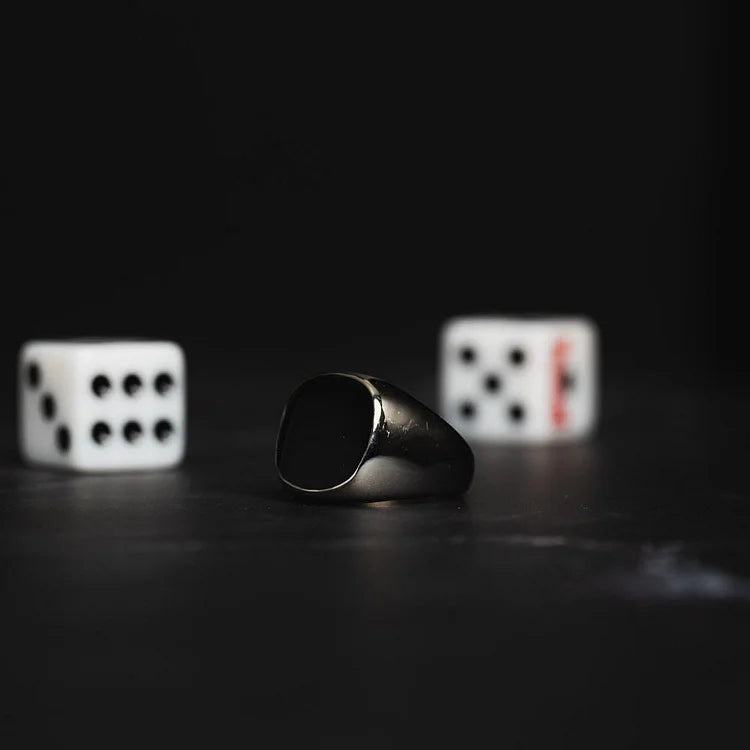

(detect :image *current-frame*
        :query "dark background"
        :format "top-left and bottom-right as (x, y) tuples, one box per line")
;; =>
(0, 4), (740, 746)
(1, 2), (730, 398)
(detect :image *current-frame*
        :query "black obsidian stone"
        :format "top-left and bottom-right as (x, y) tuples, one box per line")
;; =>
(277, 374), (374, 491)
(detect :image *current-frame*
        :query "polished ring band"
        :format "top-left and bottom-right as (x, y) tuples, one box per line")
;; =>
(276, 372), (474, 501)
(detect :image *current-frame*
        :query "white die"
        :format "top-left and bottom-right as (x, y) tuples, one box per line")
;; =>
(18, 339), (186, 471)
(439, 317), (598, 443)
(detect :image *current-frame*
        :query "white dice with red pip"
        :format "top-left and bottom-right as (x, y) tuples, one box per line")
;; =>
(439, 316), (598, 443)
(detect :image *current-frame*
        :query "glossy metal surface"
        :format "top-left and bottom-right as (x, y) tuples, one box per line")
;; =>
(276, 373), (474, 501)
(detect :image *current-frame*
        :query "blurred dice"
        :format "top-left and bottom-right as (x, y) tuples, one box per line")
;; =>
(19, 339), (186, 471)
(439, 317), (598, 442)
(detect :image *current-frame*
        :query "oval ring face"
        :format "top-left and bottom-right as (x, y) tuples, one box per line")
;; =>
(276, 373), (474, 501)
(276, 374), (375, 491)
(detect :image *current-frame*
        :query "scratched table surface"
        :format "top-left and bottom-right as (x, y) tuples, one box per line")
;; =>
(1, 361), (749, 747)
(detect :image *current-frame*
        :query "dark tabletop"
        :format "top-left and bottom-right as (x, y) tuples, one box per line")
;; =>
(1, 360), (748, 747)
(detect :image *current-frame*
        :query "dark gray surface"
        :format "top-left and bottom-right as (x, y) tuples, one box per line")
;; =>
(1, 372), (748, 746)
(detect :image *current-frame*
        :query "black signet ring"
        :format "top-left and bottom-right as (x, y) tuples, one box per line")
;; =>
(275, 372), (474, 501)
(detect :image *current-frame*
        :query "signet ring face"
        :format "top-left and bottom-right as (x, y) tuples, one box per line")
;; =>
(276, 373), (474, 501)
